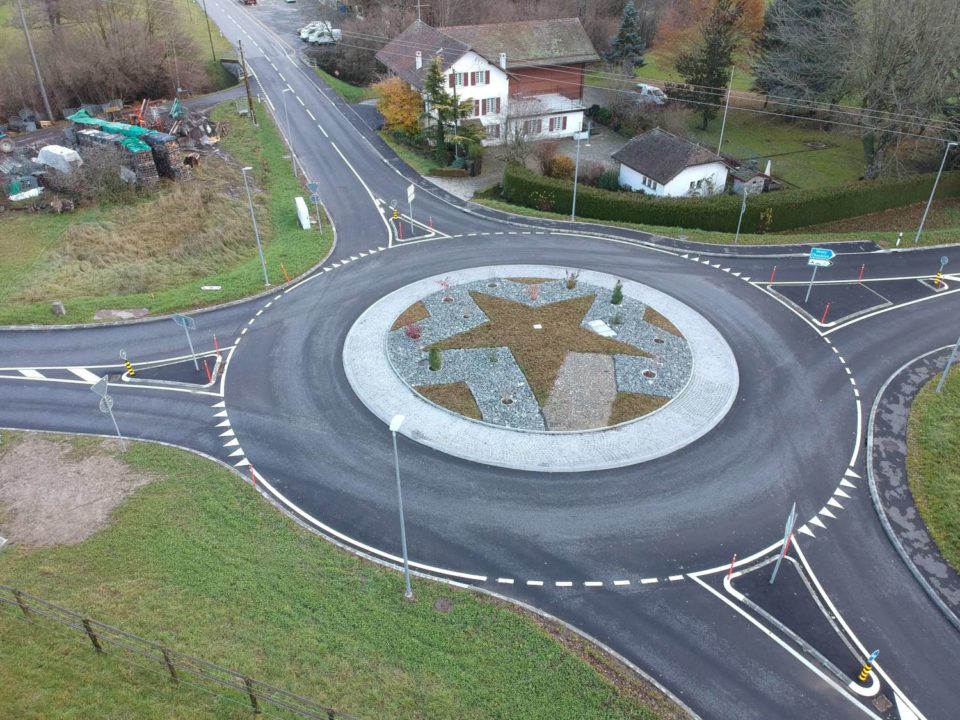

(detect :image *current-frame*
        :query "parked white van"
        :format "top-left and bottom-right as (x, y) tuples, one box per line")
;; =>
(635, 83), (668, 106)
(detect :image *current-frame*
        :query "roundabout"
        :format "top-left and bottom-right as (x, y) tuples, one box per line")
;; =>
(344, 265), (738, 471)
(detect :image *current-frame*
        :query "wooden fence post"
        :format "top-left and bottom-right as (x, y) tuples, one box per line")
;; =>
(81, 619), (103, 653)
(243, 677), (261, 714)
(161, 648), (178, 683)
(12, 590), (31, 619)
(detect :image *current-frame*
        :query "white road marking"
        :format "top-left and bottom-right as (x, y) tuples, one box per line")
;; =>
(317, 124), (328, 137)
(819, 507), (837, 519)
(526, 580), (544, 587)
(840, 478), (856, 488)
(278, 72), (286, 82)
(555, 581), (573, 587)
(229, 448), (245, 457)
(798, 525), (815, 537)
(265, 301), (272, 308)
(613, 580), (631, 586)
(496, 578), (514, 584)
(837, 355), (846, 364)
(306, 109), (316, 121)
(224, 438), (240, 447)
(827, 497), (844, 509)
(220, 429), (235, 437)
(584, 581), (603, 587)
(296, 96), (305, 107)
(235, 458), (251, 467)
(18, 369), (44, 379)
(68, 367), (101, 383)
(809, 516), (826, 529)
(256, 310), (263, 317)
(214, 410), (228, 417)
(640, 578), (658, 585)
(216, 419), (231, 427)
(240, 328), (248, 335)
(274, 294), (282, 300)
(668, 575), (684, 582)
(834, 488), (851, 499)
(247, 318), (255, 325)
(211, 401), (226, 408)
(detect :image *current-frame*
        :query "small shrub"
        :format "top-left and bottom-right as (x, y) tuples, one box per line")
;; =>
(547, 155), (576, 180)
(565, 269), (580, 289)
(533, 140), (560, 174)
(757, 207), (774, 234)
(404, 323), (422, 340)
(429, 347), (442, 371)
(578, 160), (604, 186)
(593, 106), (613, 126)
(529, 190), (555, 212)
(611, 280), (623, 305)
(488, 349), (499, 364)
(598, 169), (621, 191)
(610, 312), (623, 326)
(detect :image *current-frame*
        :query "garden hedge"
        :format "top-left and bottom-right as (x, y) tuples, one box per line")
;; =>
(501, 163), (960, 232)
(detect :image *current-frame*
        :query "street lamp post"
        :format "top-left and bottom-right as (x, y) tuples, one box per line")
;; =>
(915, 141), (958, 244)
(282, 87), (296, 178)
(571, 121), (592, 222)
(733, 188), (748, 245)
(389, 415), (414, 599)
(241, 166), (270, 286)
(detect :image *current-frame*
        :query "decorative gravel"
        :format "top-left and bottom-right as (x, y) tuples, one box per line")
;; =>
(386, 276), (693, 431)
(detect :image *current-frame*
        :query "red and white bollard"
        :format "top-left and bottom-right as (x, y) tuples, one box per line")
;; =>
(821, 301), (832, 324)
(858, 264), (865, 283)
(769, 265), (777, 284)
(728, 553), (737, 580)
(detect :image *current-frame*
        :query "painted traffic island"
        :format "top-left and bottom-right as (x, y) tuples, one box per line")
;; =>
(386, 276), (692, 431)
(344, 266), (738, 471)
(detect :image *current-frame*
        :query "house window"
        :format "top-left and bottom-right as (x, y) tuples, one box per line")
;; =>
(471, 71), (490, 86)
(523, 118), (543, 135)
(642, 175), (658, 191)
(486, 123), (501, 139)
(547, 116), (568, 132)
(480, 97), (501, 115)
(449, 70), (491, 88)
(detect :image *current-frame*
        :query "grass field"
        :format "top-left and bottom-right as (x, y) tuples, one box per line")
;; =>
(0, 100), (331, 325)
(907, 365), (960, 572)
(379, 131), (442, 175)
(472, 193), (960, 248)
(0, 433), (678, 720)
(635, 50), (756, 92)
(313, 67), (375, 103)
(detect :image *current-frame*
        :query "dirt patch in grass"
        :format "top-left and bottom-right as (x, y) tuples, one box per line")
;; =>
(432, 292), (651, 404)
(390, 300), (429, 331)
(0, 435), (152, 548)
(506, 277), (553, 284)
(906, 366), (960, 572)
(643, 307), (682, 338)
(609, 393), (669, 426)
(415, 382), (482, 420)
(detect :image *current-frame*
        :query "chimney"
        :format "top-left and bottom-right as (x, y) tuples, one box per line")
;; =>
(499, 52), (507, 70)
(415, 51), (422, 70)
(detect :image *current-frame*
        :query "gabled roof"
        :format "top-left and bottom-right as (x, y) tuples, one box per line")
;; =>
(612, 128), (723, 185)
(439, 18), (599, 69)
(374, 20), (469, 91)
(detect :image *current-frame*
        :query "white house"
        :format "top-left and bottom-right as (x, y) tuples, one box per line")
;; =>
(612, 128), (729, 197)
(375, 19), (599, 145)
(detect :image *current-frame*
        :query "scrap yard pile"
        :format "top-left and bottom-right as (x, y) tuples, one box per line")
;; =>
(1, 97), (223, 205)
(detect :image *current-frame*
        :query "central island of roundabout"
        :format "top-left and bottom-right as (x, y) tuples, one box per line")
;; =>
(344, 266), (738, 471)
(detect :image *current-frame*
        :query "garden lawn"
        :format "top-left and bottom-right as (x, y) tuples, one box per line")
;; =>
(0, 100), (331, 325)
(472, 193), (960, 248)
(379, 131), (442, 175)
(906, 366), (960, 572)
(0, 434), (677, 720)
(314, 68), (375, 103)
(634, 50), (755, 92)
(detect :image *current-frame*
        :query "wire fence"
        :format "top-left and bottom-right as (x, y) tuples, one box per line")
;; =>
(0, 585), (359, 720)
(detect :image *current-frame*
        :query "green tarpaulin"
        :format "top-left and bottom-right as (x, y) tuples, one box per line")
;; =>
(67, 109), (152, 152)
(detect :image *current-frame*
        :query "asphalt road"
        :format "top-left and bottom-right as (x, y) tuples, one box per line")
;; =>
(2, 1), (959, 718)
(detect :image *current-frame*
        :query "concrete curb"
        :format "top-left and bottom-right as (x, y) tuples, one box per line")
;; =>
(866, 347), (960, 634)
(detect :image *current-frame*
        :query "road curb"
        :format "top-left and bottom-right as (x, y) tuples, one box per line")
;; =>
(866, 347), (960, 633)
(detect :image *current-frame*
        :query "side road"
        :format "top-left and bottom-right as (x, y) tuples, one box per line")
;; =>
(868, 348), (960, 632)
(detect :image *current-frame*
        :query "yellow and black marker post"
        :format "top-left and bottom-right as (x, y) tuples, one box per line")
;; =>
(392, 208), (400, 221)
(120, 350), (135, 378)
(858, 649), (880, 684)
(933, 271), (943, 288)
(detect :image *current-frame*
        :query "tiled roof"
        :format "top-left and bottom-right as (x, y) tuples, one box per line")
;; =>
(374, 20), (469, 91)
(612, 128), (722, 184)
(440, 18), (599, 68)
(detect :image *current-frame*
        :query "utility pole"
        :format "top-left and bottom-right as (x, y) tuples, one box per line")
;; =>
(716, 67), (735, 158)
(201, 0), (217, 63)
(15, 0), (54, 122)
(238, 40), (257, 127)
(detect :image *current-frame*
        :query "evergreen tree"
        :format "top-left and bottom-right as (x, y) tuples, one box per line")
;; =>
(422, 57), (450, 164)
(607, 1), (646, 67)
(753, 0), (853, 105)
(674, 0), (745, 130)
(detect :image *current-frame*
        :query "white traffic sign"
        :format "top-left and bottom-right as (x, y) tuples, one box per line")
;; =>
(99, 395), (114, 413)
(808, 258), (833, 268)
(91, 375), (109, 398)
(406, 184), (415, 203)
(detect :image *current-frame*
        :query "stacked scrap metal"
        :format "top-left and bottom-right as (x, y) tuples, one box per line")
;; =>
(74, 127), (159, 184)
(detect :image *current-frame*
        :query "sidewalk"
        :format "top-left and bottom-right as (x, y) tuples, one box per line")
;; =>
(868, 349), (960, 631)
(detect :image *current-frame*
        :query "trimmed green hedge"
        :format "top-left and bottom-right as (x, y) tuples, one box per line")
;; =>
(501, 164), (960, 232)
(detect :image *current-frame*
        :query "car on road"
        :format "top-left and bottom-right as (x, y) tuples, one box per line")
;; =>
(635, 83), (668, 106)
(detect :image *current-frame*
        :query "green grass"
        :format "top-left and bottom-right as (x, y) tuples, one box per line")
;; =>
(0, 100), (331, 325)
(635, 51), (755, 93)
(472, 192), (960, 248)
(313, 67), (375, 103)
(379, 131), (442, 175)
(0, 434), (676, 720)
(907, 365), (960, 572)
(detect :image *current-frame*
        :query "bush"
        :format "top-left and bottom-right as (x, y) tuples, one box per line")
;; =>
(429, 348), (442, 371)
(598, 169), (621, 191)
(611, 280), (623, 305)
(577, 160), (604, 186)
(533, 140), (560, 174)
(547, 155), (576, 180)
(501, 163), (960, 232)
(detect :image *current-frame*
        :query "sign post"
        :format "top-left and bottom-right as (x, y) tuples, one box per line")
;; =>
(805, 248), (835, 303)
(173, 314), (199, 370)
(935, 332), (960, 394)
(92, 375), (126, 451)
(307, 181), (321, 229)
(769, 501), (797, 585)
(406, 183), (416, 237)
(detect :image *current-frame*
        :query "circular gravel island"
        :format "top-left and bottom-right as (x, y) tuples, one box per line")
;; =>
(344, 266), (739, 472)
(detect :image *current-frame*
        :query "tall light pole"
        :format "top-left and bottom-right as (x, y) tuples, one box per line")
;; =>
(915, 141), (958, 244)
(201, 0), (217, 63)
(389, 414), (414, 599)
(282, 87), (296, 177)
(733, 187), (748, 244)
(571, 121), (591, 222)
(15, 0), (54, 122)
(241, 166), (270, 286)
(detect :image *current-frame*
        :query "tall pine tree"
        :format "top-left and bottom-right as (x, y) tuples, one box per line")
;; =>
(674, 0), (746, 130)
(607, 1), (646, 68)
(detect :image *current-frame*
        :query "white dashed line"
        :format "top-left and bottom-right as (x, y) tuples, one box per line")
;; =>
(234, 337), (241, 345)
(613, 580), (631, 586)
(248, 318), (255, 325)
(296, 96), (305, 107)
(306, 109), (316, 121)
(317, 124), (328, 137)
(240, 328), (248, 335)
(255, 310), (263, 317)
(526, 580), (544, 587)
(265, 301), (272, 308)
(496, 578), (514, 585)
(278, 72), (286, 82)
(555, 581), (573, 587)
(669, 574), (684, 582)
(584, 581), (603, 587)
(837, 356), (846, 364)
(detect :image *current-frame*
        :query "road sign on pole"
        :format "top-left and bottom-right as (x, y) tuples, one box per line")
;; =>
(770, 502), (797, 585)
(406, 183), (415, 236)
(95, 387), (126, 452)
(803, 248), (835, 303)
(91, 375), (109, 399)
(808, 247), (835, 261)
(307, 182), (322, 229)
(173, 314), (199, 371)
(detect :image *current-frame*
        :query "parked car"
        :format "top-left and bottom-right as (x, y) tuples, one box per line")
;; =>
(635, 83), (668, 106)
(299, 21), (324, 39)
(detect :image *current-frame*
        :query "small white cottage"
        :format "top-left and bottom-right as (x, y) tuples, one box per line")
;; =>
(612, 128), (728, 197)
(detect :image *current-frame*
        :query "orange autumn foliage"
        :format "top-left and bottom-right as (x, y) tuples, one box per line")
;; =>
(654, 0), (764, 63)
(372, 76), (423, 135)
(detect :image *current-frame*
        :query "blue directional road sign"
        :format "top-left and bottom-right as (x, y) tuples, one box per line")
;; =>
(809, 247), (835, 261)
